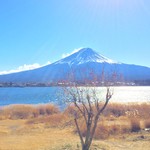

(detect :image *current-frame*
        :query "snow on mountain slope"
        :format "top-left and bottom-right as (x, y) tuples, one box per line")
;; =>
(54, 48), (119, 66)
(0, 48), (150, 84)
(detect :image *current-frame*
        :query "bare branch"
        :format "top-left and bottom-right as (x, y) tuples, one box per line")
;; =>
(74, 118), (84, 146)
(62, 83), (113, 150)
(99, 87), (113, 115)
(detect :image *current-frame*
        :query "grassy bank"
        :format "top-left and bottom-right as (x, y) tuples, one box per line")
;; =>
(0, 103), (150, 149)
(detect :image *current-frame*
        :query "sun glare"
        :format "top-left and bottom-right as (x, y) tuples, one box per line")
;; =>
(86, 0), (123, 8)
(84, 0), (150, 22)
(86, 0), (148, 11)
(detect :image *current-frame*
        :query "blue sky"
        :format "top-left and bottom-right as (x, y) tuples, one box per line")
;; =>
(0, 0), (150, 74)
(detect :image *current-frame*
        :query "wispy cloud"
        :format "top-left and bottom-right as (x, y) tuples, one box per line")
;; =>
(62, 47), (83, 58)
(0, 47), (84, 75)
(0, 61), (51, 75)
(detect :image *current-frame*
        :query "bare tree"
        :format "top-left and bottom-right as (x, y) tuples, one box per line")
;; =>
(63, 84), (113, 150)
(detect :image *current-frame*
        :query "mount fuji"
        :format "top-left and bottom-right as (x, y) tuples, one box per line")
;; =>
(54, 48), (119, 65)
(0, 48), (150, 85)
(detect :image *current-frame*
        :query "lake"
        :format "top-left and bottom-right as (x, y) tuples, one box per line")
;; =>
(0, 86), (150, 106)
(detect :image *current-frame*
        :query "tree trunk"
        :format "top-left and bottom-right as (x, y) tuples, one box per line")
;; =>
(82, 144), (90, 150)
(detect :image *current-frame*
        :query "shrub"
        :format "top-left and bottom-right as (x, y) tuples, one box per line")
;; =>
(144, 119), (150, 128)
(37, 104), (60, 116)
(120, 125), (131, 134)
(105, 123), (130, 136)
(2, 105), (37, 119)
(104, 103), (126, 117)
(26, 113), (67, 128)
(103, 103), (150, 119)
(0, 104), (60, 120)
(76, 121), (109, 139)
(130, 118), (141, 132)
(108, 124), (121, 135)
(94, 123), (109, 139)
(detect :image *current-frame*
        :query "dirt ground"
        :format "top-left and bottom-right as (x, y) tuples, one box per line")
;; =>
(0, 119), (150, 150)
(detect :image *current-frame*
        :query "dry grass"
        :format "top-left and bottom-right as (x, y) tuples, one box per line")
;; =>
(26, 113), (69, 128)
(77, 120), (132, 140)
(0, 103), (150, 149)
(0, 119), (80, 150)
(36, 104), (60, 116)
(130, 118), (141, 132)
(1, 119), (150, 150)
(94, 123), (109, 139)
(70, 103), (150, 139)
(144, 119), (150, 128)
(104, 103), (150, 119)
(0, 104), (60, 120)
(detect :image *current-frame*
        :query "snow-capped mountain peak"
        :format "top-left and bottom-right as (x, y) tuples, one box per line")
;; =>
(54, 48), (119, 65)
(0, 47), (150, 84)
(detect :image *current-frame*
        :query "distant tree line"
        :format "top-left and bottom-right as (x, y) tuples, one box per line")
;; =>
(134, 80), (150, 86)
(0, 80), (150, 87)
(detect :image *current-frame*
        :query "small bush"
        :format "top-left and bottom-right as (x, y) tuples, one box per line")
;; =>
(77, 122), (110, 139)
(104, 103), (126, 117)
(105, 124), (130, 136)
(108, 124), (121, 135)
(37, 104), (60, 116)
(45, 114), (67, 127)
(130, 118), (141, 132)
(120, 125), (131, 134)
(26, 113), (67, 128)
(2, 105), (37, 119)
(144, 119), (150, 128)
(94, 123), (109, 139)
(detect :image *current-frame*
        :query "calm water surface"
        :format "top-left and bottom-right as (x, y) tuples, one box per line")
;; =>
(0, 86), (149, 106)
(109, 86), (150, 103)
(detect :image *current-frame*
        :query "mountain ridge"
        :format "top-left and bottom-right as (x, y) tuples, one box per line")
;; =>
(0, 48), (150, 85)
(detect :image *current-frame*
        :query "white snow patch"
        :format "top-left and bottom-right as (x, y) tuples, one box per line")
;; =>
(62, 47), (83, 58)
(54, 48), (121, 66)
